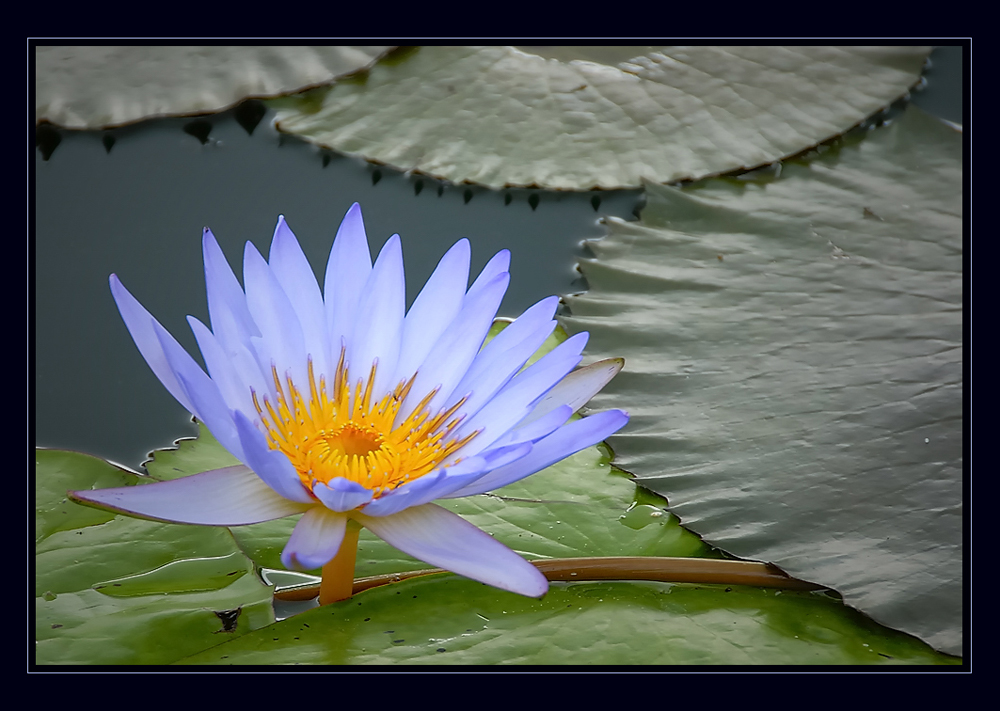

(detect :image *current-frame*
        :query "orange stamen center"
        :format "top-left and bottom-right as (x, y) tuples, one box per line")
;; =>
(253, 350), (477, 498)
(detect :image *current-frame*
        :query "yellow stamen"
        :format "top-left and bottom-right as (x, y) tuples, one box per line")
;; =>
(253, 350), (475, 499)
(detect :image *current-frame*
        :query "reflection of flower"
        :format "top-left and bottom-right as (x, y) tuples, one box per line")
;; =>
(71, 204), (627, 599)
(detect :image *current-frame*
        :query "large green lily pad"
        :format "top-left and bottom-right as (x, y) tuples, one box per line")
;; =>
(179, 575), (957, 665)
(142, 385), (956, 665)
(35, 45), (392, 129)
(35, 449), (275, 665)
(563, 105), (963, 655)
(272, 45), (930, 190)
(39, 308), (960, 665)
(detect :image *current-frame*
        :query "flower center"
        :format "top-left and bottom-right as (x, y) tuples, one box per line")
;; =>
(324, 422), (384, 459)
(253, 350), (476, 498)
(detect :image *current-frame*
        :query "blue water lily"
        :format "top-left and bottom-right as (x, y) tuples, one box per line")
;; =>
(71, 204), (628, 600)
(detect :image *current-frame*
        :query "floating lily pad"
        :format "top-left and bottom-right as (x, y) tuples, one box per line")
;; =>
(147, 389), (957, 665)
(39, 298), (961, 665)
(272, 45), (930, 190)
(178, 576), (957, 665)
(35, 450), (274, 665)
(35, 45), (393, 129)
(563, 105), (963, 655)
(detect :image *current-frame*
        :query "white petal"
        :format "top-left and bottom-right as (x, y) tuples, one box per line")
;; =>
(325, 203), (372, 367)
(281, 507), (349, 571)
(356, 504), (548, 597)
(234, 412), (316, 503)
(268, 216), (330, 380)
(445, 409), (630, 498)
(348, 235), (405, 401)
(394, 238), (470, 383)
(519, 358), (625, 426)
(69, 465), (310, 525)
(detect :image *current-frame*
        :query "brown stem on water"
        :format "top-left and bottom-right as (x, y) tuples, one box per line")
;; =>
(276, 556), (823, 602)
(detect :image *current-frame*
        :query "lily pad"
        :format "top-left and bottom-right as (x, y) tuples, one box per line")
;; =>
(563, 105), (963, 655)
(41, 309), (960, 665)
(272, 45), (930, 190)
(35, 45), (393, 129)
(35, 449), (275, 665)
(178, 576), (957, 665)
(139, 402), (957, 665)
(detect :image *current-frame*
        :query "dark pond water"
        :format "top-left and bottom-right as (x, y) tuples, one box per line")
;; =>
(33, 45), (964, 470)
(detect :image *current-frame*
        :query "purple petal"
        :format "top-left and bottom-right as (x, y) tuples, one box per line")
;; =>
(360, 446), (527, 517)
(397, 271), (509, 424)
(281, 507), (349, 571)
(348, 235), (405, 402)
(466, 249), (510, 302)
(488, 405), (573, 449)
(109, 275), (196, 415)
(452, 333), (587, 456)
(268, 216), (330, 380)
(312, 478), (375, 512)
(187, 315), (256, 418)
(444, 409), (630, 498)
(234, 411), (316, 504)
(357, 471), (448, 517)
(446, 296), (559, 421)
(325, 203), (372, 369)
(69, 465), (310, 525)
(154, 322), (244, 462)
(356, 503), (548, 597)
(520, 358), (625, 425)
(243, 242), (308, 391)
(421, 443), (533, 502)
(202, 228), (259, 352)
(394, 239), (470, 383)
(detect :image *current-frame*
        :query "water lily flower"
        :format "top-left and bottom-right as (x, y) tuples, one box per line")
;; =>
(71, 204), (628, 602)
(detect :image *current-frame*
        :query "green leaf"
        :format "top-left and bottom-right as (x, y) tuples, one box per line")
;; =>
(35, 46), (393, 129)
(272, 46), (930, 190)
(178, 577), (957, 665)
(126, 361), (955, 666)
(563, 105), (963, 655)
(144, 420), (241, 482)
(35, 450), (274, 665)
(37, 305), (960, 665)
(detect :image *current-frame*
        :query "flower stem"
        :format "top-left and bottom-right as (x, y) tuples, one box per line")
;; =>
(318, 519), (362, 605)
(277, 556), (824, 602)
